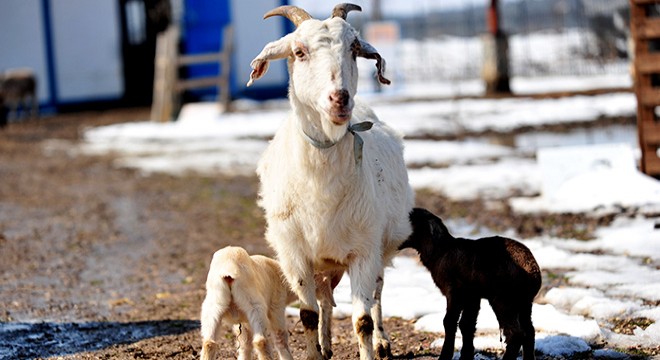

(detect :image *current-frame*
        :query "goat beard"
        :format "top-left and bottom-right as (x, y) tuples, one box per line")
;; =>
(327, 101), (353, 126)
(329, 111), (352, 126)
(321, 114), (351, 142)
(293, 101), (352, 144)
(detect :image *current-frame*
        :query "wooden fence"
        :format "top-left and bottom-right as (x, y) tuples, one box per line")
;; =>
(630, 0), (660, 176)
(151, 25), (234, 122)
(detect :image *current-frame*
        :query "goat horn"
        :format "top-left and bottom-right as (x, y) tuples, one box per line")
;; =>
(331, 3), (362, 20)
(264, 6), (312, 27)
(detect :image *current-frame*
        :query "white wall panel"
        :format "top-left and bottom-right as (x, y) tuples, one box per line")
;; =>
(0, 0), (50, 102)
(51, 0), (123, 101)
(230, 0), (288, 90)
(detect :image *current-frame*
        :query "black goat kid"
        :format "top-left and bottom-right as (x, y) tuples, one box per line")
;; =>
(400, 208), (541, 360)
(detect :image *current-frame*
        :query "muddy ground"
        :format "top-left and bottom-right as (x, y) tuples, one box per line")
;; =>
(0, 107), (653, 359)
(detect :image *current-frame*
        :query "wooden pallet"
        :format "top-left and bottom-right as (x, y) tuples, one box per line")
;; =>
(151, 25), (234, 122)
(630, 0), (660, 176)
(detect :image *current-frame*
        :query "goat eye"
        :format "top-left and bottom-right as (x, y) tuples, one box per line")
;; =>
(294, 48), (306, 59)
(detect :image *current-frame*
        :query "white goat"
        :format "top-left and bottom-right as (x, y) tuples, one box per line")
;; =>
(0, 68), (38, 121)
(247, 4), (414, 360)
(200, 246), (295, 360)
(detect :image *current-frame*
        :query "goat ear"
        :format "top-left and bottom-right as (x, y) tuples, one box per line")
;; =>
(247, 35), (293, 86)
(429, 214), (451, 240)
(356, 40), (391, 85)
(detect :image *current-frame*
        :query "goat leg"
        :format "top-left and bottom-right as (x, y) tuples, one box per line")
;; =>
(200, 339), (219, 360)
(244, 305), (275, 360)
(236, 324), (254, 360)
(522, 334), (536, 360)
(277, 252), (323, 360)
(200, 295), (227, 360)
(349, 253), (383, 360)
(271, 297), (294, 360)
(317, 274), (334, 359)
(439, 296), (461, 360)
(458, 298), (480, 360)
(519, 303), (536, 360)
(491, 300), (524, 360)
(371, 270), (392, 360)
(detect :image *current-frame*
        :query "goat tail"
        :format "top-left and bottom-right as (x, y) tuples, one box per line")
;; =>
(223, 275), (235, 287)
(208, 256), (243, 296)
(202, 265), (241, 338)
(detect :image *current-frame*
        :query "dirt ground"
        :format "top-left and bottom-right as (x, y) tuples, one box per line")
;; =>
(0, 108), (652, 359)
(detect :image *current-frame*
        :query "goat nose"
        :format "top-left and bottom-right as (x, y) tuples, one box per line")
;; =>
(329, 89), (350, 106)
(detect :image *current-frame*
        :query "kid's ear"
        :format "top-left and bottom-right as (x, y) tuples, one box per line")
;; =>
(247, 35), (293, 86)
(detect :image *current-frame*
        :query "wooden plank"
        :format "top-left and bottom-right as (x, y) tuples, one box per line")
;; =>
(642, 151), (660, 175)
(636, 99), (657, 174)
(640, 87), (660, 106)
(177, 53), (224, 66)
(151, 27), (178, 122)
(630, 9), (647, 47)
(630, 0), (660, 175)
(163, 27), (179, 121)
(642, 121), (660, 144)
(636, 18), (660, 39)
(636, 53), (660, 74)
(175, 76), (223, 91)
(218, 25), (234, 113)
(152, 24), (235, 117)
(151, 33), (165, 122)
(172, 25), (234, 112)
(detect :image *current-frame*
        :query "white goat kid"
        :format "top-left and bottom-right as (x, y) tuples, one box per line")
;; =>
(247, 4), (414, 360)
(200, 246), (294, 360)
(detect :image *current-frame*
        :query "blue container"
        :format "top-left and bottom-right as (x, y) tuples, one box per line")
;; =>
(181, 0), (290, 101)
(181, 0), (231, 100)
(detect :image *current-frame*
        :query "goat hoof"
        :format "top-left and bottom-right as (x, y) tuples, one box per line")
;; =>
(321, 349), (333, 360)
(306, 346), (324, 360)
(375, 342), (392, 359)
(439, 349), (454, 360)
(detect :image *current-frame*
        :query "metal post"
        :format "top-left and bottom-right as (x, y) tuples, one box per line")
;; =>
(487, 0), (499, 35)
(482, 0), (511, 95)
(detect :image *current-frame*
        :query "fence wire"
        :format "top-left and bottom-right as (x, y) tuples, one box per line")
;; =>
(366, 0), (631, 82)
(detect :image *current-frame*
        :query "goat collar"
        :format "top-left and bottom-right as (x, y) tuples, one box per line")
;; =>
(300, 121), (373, 166)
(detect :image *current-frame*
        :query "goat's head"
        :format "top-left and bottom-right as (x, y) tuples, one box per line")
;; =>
(399, 208), (452, 251)
(248, 4), (389, 132)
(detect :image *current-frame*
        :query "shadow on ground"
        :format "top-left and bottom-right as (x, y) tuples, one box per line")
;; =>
(0, 319), (199, 359)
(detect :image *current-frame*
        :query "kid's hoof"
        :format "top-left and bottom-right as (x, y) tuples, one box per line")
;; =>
(321, 348), (333, 359)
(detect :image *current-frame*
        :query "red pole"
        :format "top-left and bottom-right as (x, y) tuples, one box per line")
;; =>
(487, 0), (499, 35)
